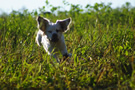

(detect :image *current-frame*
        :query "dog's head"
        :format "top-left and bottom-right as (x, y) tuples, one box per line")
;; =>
(37, 16), (71, 42)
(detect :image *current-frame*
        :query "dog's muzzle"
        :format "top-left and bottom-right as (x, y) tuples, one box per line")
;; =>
(51, 33), (59, 42)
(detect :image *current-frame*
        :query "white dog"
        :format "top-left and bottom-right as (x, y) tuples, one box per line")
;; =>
(36, 16), (72, 62)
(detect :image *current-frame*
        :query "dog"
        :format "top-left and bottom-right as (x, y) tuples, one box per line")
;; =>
(36, 16), (72, 62)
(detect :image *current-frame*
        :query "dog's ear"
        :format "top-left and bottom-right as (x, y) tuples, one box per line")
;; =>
(37, 16), (49, 32)
(57, 18), (71, 32)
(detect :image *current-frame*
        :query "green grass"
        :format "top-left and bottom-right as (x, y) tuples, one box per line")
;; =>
(0, 2), (135, 89)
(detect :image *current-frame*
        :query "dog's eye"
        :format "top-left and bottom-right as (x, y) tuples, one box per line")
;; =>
(56, 29), (59, 32)
(48, 31), (52, 33)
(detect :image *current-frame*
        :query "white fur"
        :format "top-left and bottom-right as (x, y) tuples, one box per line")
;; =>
(36, 16), (72, 62)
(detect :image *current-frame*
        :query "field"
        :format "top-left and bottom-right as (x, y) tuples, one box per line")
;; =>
(0, 2), (135, 89)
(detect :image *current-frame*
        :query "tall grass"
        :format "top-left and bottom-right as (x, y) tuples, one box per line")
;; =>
(0, 2), (135, 89)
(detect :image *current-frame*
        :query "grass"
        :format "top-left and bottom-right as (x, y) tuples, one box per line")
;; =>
(0, 2), (135, 89)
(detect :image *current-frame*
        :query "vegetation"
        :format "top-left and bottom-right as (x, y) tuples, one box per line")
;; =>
(0, 1), (135, 89)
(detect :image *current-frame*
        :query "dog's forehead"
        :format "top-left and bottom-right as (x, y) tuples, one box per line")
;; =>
(47, 22), (59, 31)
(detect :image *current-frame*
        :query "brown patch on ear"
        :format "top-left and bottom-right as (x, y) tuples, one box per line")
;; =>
(37, 16), (49, 33)
(39, 21), (46, 32)
(57, 18), (71, 32)
(59, 21), (67, 32)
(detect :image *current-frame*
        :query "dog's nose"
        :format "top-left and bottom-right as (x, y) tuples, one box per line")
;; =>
(52, 33), (58, 38)
(51, 33), (59, 42)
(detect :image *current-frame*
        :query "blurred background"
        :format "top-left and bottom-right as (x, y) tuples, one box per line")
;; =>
(0, 0), (135, 14)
